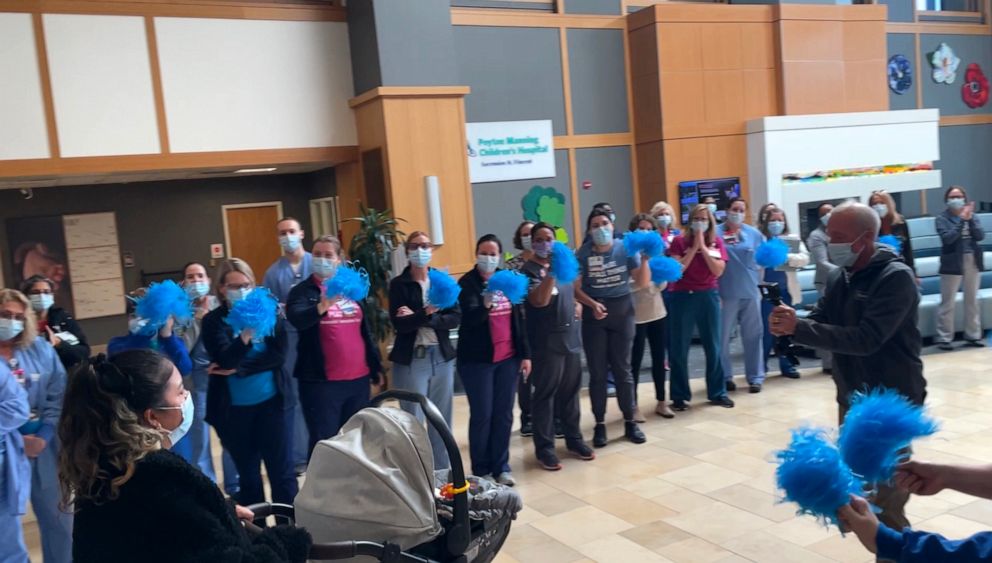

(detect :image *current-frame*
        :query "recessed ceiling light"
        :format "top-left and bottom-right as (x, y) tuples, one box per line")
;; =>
(234, 167), (277, 173)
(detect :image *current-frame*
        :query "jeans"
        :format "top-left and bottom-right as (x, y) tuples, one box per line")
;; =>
(517, 370), (531, 421)
(284, 327), (309, 468)
(459, 358), (519, 476)
(721, 297), (765, 384)
(31, 443), (72, 563)
(218, 396), (298, 505)
(668, 290), (727, 402)
(392, 345), (454, 470)
(582, 295), (637, 423)
(938, 257), (982, 343)
(299, 376), (371, 457)
(632, 317), (667, 401)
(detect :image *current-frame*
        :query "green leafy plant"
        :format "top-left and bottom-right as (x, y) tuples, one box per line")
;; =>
(346, 204), (406, 344)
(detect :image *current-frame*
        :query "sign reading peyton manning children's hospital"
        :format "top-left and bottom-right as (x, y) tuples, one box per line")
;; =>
(466, 120), (555, 183)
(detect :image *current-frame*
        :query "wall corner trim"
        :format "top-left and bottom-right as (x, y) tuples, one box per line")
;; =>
(348, 86), (472, 109)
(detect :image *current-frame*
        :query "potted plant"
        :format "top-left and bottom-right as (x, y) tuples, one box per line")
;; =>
(346, 204), (405, 351)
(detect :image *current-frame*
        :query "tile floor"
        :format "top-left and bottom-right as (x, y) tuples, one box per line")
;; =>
(23, 346), (992, 562)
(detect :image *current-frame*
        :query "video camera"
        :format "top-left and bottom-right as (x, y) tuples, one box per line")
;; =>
(758, 282), (800, 368)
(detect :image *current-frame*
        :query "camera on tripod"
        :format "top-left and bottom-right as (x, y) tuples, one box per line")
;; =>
(758, 282), (800, 368)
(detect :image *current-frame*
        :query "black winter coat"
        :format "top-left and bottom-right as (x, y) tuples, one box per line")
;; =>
(456, 268), (530, 364)
(43, 306), (90, 370)
(388, 267), (461, 365)
(72, 450), (311, 563)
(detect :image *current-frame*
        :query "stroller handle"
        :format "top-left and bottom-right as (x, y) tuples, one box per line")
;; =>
(370, 390), (472, 556)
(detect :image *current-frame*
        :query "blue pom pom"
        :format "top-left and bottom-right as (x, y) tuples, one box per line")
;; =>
(135, 280), (194, 335)
(878, 235), (903, 255)
(323, 263), (370, 302)
(225, 287), (279, 343)
(838, 388), (938, 483)
(428, 269), (461, 310)
(623, 230), (665, 258)
(550, 242), (580, 283)
(756, 238), (789, 268)
(649, 256), (683, 283)
(776, 427), (864, 527)
(487, 269), (529, 305)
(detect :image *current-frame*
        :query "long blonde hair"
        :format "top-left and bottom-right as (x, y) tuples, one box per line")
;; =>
(870, 190), (904, 225)
(688, 204), (718, 246)
(0, 289), (38, 348)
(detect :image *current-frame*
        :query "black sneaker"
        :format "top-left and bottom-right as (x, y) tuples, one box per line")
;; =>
(624, 421), (646, 444)
(520, 418), (533, 437)
(593, 423), (608, 448)
(567, 442), (596, 461)
(554, 419), (565, 439)
(749, 384), (762, 394)
(709, 396), (735, 408)
(937, 341), (954, 351)
(781, 370), (800, 379)
(965, 339), (986, 348)
(672, 399), (689, 411)
(537, 451), (562, 471)
(725, 380), (737, 392)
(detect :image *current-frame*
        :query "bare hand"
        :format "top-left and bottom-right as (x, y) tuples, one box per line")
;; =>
(483, 293), (494, 309)
(894, 460), (946, 496)
(239, 328), (255, 345)
(45, 326), (61, 347)
(520, 360), (532, 381)
(23, 435), (47, 458)
(424, 305), (439, 316)
(396, 306), (415, 318)
(234, 505), (255, 522)
(207, 363), (237, 377)
(769, 305), (797, 336)
(574, 302), (582, 320)
(694, 229), (706, 247)
(837, 495), (879, 554)
(592, 302), (608, 320)
(318, 295), (339, 315)
(159, 316), (175, 338)
(963, 203), (974, 221)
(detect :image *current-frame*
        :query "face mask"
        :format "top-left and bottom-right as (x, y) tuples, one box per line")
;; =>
(520, 235), (533, 251)
(157, 392), (194, 446)
(767, 221), (785, 236)
(706, 203), (717, 215)
(691, 221), (709, 233)
(828, 233), (865, 269)
(30, 294), (54, 312)
(476, 254), (500, 274)
(872, 204), (888, 218)
(408, 248), (432, 268)
(312, 257), (338, 279)
(591, 226), (613, 246)
(947, 198), (966, 210)
(0, 319), (24, 341)
(128, 317), (150, 335)
(279, 234), (301, 253)
(656, 215), (672, 228)
(533, 241), (553, 259)
(227, 288), (252, 303)
(726, 212), (745, 225)
(821, 214), (831, 227)
(184, 282), (209, 300)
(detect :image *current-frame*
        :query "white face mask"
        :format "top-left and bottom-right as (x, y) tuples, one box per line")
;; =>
(591, 226), (614, 246)
(947, 198), (966, 210)
(520, 235), (533, 251)
(767, 221), (785, 236)
(476, 254), (500, 274)
(656, 215), (672, 228)
(706, 203), (718, 215)
(184, 281), (209, 299)
(726, 211), (745, 225)
(226, 288), (252, 303)
(0, 318), (24, 341)
(30, 294), (54, 312)
(821, 214), (831, 227)
(279, 234), (301, 253)
(408, 248), (432, 268)
(156, 392), (194, 446)
(828, 233), (866, 269)
(872, 203), (889, 218)
(691, 221), (709, 233)
(312, 257), (338, 279)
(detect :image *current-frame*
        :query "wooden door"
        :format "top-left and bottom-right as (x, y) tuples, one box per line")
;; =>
(224, 203), (282, 280)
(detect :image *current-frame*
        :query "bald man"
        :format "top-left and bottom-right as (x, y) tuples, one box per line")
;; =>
(769, 201), (926, 531)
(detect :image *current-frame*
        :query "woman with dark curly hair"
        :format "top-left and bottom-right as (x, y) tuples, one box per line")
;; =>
(59, 350), (311, 563)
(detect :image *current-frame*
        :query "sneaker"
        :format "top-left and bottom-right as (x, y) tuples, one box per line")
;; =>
(781, 370), (800, 379)
(749, 384), (762, 394)
(655, 401), (675, 419)
(593, 423), (608, 448)
(496, 472), (516, 487)
(632, 407), (647, 423)
(567, 442), (596, 461)
(965, 339), (986, 348)
(537, 452), (562, 471)
(937, 341), (954, 351)
(709, 396), (735, 408)
(520, 419), (534, 437)
(554, 419), (565, 439)
(725, 380), (737, 392)
(672, 399), (689, 412)
(624, 421), (646, 444)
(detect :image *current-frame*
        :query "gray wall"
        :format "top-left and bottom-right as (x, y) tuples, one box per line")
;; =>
(920, 34), (992, 116)
(453, 26), (568, 135)
(567, 29), (630, 135)
(0, 171), (335, 344)
(575, 146), (636, 231)
(887, 34), (918, 111)
(879, 0), (915, 22)
(932, 124), (992, 210)
(564, 0), (621, 14)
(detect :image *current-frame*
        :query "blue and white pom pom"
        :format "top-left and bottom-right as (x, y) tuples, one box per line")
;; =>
(776, 427), (864, 527)
(135, 280), (194, 335)
(323, 263), (370, 302)
(756, 238), (789, 268)
(427, 269), (461, 310)
(225, 287), (279, 343)
(550, 242), (580, 283)
(623, 230), (665, 258)
(487, 269), (529, 305)
(648, 256), (683, 284)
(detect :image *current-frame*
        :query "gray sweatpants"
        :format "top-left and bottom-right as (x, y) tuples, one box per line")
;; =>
(531, 349), (584, 456)
(582, 294), (636, 423)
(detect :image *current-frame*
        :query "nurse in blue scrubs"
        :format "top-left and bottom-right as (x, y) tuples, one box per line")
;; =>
(0, 289), (71, 563)
(0, 360), (31, 563)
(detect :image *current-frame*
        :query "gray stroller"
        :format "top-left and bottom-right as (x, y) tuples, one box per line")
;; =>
(248, 391), (521, 563)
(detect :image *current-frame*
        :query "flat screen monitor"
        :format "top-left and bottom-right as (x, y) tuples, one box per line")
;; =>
(678, 177), (741, 224)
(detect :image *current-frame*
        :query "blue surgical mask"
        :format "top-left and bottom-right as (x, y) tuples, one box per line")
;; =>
(157, 392), (194, 446)
(185, 281), (209, 299)
(821, 214), (831, 227)
(408, 248), (432, 268)
(767, 221), (785, 236)
(30, 294), (54, 312)
(476, 254), (500, 274)
(312, 257), (338, 279)
(872, 204), (889, 218)
(0, 319), (24, 341)
(706, 203), (718, 215)
(656, 215), (672, 229)
(947, 198), (966, 210)
(691, 221), (709, 233)
(520, 235), (533, 251)
(591, 226), (614, 246)
(279, 234), (301, 253)
(227, 288), (252, 303)
(533, 241), (552, 258)
(727, 212), (745, 225)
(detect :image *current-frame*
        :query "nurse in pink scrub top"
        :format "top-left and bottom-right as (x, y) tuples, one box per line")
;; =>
(456, 235), (532, 487)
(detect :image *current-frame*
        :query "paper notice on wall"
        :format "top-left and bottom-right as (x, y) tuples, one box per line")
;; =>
(63, 212), (125, 319)
(72, 279), (127, 319)
(64, 212), (118, 249)
(466, 120), (556, 184)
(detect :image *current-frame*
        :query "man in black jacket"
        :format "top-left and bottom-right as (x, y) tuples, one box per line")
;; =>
(770, 201), (926, 532)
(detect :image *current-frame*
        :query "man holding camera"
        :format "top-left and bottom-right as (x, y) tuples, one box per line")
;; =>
(768, 201), (927, 531)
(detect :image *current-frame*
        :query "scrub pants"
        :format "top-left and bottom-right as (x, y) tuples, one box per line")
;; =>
(530, 349), (584, 457)
(219, 396), (298, 506)
(582, 295), (637, 423)
(459, 358), (519, 477)
(632, 317), (667, 401)
(392, 346), (454, 470)
(0, 513), (28, 563)
(299, 376), (371, 457)
(31, 443), (72, 563)
(720, 297), (765, 385)
(668, 290), (727, 402)
(937, 256), (982, 343)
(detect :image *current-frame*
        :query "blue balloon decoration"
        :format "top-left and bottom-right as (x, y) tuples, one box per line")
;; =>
(550, 242), (579, 283)
(487, 269), (529, 305)
(756, 238), (789, 268)
(135, 280), (194, 336)
(427, 269), (461, 310)
(648, 256), (683, 284)
(623, 230), (665, 258)
(323, 263), (370, 302)
(776, 427), (864, 528)
(225, 287), (279, 343)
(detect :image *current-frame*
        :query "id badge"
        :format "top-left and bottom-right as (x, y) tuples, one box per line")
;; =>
(415, 345), (427, 359)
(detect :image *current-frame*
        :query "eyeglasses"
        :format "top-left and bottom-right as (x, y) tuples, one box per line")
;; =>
(224, 283), (252, 291)
(407, 243), (432, 251)
(0, 312), (26, 321)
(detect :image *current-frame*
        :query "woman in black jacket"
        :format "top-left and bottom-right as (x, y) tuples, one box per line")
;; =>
(202, 258), (298, 506)
(457, 234), (531, 486)
(287, 235), (382, 457)
(21, 275), (89, 370)
(59, 349), (311, 563)
(870, 190), (916, 274)
(388, 231), (461, 470)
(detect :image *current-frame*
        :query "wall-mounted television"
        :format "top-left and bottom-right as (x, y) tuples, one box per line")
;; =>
(678, 177), (741, 224)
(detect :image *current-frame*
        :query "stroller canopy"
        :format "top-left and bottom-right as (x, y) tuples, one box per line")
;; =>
(295, 407), (443, 550)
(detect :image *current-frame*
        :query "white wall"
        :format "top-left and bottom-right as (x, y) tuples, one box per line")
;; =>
(0, 13), (50, 160)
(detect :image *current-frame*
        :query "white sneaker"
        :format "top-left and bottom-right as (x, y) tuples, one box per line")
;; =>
(496, 472), (516, 487)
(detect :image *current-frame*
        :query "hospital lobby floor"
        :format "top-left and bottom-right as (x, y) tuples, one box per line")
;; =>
(21, 345), (992, 562)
